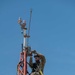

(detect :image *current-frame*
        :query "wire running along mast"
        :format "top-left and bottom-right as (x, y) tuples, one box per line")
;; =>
(17, 9), (32, 75)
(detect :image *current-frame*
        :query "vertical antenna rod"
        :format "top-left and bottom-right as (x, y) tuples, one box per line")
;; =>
(28, 9), (32, 36)
(27, 9), (32, 46)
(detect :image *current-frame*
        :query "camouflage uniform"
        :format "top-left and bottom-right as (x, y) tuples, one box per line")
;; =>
(29, 52), (46, 75)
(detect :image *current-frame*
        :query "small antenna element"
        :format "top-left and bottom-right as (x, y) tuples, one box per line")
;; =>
(18, 17), (22, 24)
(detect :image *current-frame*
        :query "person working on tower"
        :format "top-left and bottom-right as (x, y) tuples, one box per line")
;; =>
(29, 50), (46, 75)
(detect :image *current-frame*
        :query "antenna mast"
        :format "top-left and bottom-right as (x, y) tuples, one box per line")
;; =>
(17, 9), (32, 75)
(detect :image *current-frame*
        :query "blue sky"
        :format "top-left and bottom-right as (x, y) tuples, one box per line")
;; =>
(0, 0), (75, 75)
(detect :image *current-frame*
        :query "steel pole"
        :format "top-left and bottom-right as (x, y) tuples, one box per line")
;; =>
(24, 51), (27, 75)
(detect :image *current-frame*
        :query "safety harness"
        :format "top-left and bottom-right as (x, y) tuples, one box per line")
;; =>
(31, 62), (43, 75)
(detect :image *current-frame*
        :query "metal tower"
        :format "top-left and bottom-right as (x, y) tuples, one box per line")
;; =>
(17, 10), (32, 75)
